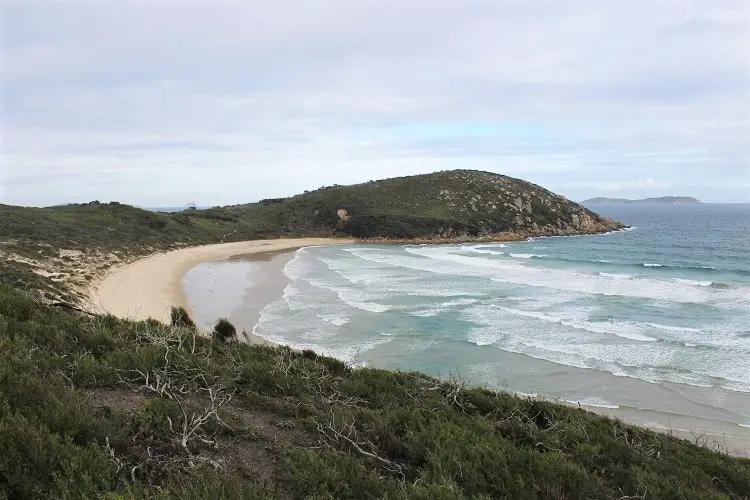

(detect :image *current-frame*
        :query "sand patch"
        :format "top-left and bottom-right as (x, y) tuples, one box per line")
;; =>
(86, 238), (351, 328)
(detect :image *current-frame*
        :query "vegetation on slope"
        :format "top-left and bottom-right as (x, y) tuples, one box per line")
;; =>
(1, 170), (622, 303)
(1, 284), (748, 499)
(227, 170), (623, 238)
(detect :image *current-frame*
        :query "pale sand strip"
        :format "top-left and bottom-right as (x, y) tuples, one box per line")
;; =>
(86, 238), (351, 326)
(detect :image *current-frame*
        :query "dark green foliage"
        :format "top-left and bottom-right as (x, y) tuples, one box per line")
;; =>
(0, 284), (747, 499)
(0, 170), (622, 263)
(212, 318), (237, 343)
(170, 306), (196, 329)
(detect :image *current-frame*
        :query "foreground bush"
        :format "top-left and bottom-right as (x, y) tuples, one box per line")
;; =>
(0, 284), (747, 499)
(170, 306), (196, 329)
(212, 318), (237, 343)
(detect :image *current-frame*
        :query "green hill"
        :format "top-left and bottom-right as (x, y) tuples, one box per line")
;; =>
(2, 170), (623, 255)
(228, 170), (623, 238)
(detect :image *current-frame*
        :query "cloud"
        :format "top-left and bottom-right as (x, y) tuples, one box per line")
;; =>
(600, 178), (670, 193)
(1, 0), (749, 205)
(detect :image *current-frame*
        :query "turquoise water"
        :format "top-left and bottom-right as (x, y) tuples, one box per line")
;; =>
(186, 204), (750, 435)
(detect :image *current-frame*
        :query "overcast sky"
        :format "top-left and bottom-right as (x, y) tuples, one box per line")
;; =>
(2, 1), (749, 207)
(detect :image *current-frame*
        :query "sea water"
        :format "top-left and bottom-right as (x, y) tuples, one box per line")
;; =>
(185, 204), (750, 435)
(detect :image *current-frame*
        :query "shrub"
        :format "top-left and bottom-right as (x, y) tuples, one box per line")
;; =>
(170, 306), (196, 329)
(212, 318), (236, 343)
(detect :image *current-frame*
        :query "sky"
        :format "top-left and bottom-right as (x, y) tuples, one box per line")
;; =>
(1, 0), (749, 207)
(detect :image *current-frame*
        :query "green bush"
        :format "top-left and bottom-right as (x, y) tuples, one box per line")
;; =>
(212, 318), (237, 343)
(170, 306), (196, 329)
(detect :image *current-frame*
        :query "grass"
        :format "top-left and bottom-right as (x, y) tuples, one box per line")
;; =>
(0, 283), (747, 499)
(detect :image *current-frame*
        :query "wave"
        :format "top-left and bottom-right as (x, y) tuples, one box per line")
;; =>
(339, 297), (390, 313)
(467, 248), (506, 256)
(316, 313), (351, 326)
(410, 297), (481, 317)
(509, 253), (546, 259)
(496, 306), (659, 342)
(643, 322), (700, 333)
(377, 247), (738, 304)
(671, 278), (712, 287)
(495, 252), (737, 277)
(599, 272), (632, 279)
(474, 337), (750, 393)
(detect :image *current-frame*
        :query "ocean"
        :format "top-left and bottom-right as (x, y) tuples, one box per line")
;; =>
(184, 204), (750, 440)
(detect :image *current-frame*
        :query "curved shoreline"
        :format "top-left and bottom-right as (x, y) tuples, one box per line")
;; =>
(84, 228), (627, 326)
(86, 238), (352, 326)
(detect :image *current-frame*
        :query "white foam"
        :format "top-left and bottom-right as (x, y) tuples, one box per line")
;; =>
(342, 298), (391, 313)
(462, 243), (507, 256)
(411, 297), (480, 317)
(672, 278), (712, 287)
(496, 306), (659, 342)
(282, 248), (310, 281)
(388, 246), (722, 304)
(643, 263), (663, 267)
(644, 322), (700, 333)
(471, 248), (506, 255)
(316, 313), (350, 326)
(510, 253), (540, 259)
(568, 397), (620, 409)
(599, 272), (632, 279)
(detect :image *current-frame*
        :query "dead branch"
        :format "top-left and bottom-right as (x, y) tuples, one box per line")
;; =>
(316, 409), (405, 481)
(618, 485), (647, 499)
(166, 383), (233, 458)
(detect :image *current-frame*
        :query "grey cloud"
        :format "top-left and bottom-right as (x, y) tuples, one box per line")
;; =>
(2, 0), (749, 205)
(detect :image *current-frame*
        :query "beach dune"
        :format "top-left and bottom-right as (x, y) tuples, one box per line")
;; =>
(87, 238), (349, 325)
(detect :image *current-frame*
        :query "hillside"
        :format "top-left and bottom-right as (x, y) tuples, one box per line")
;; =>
(228, 170), (623, 239)
(1, 170), (622, 304)
(583, 196), (700, 205)
(1, 283), (747, 499)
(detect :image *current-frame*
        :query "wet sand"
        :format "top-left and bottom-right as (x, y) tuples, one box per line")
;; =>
(86, 238), (351, 339)
(182, 250), (296, 343)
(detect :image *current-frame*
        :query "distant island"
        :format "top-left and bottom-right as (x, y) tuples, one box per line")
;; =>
(583, 196), (700, 205)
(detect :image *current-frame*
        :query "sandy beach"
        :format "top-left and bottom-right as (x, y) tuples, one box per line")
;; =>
(86, 238), (350, 337)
